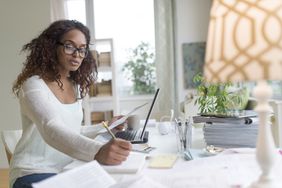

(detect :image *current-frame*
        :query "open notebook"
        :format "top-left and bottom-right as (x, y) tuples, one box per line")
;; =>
(62, 152), (146, 174)
(32, 161), (116, 188)
(101, 152), (146, 173)
(115, 88), (160, 144)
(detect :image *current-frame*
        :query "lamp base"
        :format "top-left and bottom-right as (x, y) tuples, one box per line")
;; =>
(249, 81), (280, 188)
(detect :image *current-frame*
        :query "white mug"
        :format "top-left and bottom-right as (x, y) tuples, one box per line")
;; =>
(127, 115), (141, 130)
(157, 121), (170, 135)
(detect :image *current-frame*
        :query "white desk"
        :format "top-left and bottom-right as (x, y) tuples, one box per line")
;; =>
(65, 125), (282, 188)
(113, 126), (282, 188)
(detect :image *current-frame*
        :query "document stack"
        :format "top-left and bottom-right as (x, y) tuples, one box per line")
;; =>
(193, 110), (259, 148)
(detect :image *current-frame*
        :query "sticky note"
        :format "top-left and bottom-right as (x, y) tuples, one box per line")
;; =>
(148, 154), (178, 168)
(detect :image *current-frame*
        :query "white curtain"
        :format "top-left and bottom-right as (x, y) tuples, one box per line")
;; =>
(154, 0), (176, 119)
(50, 0), (68, 21)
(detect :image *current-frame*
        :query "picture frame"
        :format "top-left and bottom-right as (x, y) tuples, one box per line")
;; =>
(182, 42), (206, 89)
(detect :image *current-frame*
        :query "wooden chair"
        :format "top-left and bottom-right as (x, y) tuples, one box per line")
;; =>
(1, 130), (22, 164)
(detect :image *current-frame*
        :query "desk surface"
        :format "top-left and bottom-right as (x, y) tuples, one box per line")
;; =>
(141, 149), (282, 188)
(65, 125), (282, 188)
(112, 126), (282, 188)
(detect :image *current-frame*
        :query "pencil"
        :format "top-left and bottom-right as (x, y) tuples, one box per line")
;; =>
(102, 121), (116, 139)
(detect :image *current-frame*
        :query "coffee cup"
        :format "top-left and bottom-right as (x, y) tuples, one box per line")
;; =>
(157, 121), (170, 135)
(127, 115), (141, 130)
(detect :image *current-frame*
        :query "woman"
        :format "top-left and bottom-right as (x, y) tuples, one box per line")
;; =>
(10, 20), (131, 188)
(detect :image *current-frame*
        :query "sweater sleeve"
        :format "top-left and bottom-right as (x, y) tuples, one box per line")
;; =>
(20, 78), (103, 162)
(80, 123), (104, 139)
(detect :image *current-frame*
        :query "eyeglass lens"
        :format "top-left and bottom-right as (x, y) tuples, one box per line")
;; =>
(63, 44), (88, 58)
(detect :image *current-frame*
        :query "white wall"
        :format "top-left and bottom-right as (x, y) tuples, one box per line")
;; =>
(0, 0), (50, 168)
(174, 0), (212, 104)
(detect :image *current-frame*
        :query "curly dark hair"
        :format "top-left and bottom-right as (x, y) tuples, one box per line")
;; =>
(12, 19), (97, 98)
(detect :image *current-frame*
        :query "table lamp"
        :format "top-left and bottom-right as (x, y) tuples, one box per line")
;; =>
(204, 0), (282, 187)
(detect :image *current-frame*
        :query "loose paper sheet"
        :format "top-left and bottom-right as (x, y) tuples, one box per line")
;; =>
(32, 161), (116, 188)
(99, 102), (148, 133)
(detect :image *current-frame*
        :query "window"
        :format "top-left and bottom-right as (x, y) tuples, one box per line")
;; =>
(67, 0), (156, 97)
(66, 0), (86, 25)
(246, 81), (282, 100)
(271, 81), (282, 100)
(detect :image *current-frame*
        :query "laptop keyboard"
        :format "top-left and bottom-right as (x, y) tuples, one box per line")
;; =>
(115, 130), (138, 141)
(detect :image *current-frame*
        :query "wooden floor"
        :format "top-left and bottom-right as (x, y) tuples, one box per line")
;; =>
(0, 169), (9, 188)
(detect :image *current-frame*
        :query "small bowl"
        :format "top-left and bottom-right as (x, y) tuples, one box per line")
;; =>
(204, 145), (224, 155)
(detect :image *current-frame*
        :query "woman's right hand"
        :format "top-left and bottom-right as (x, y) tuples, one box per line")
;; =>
(94, 138), (132, 165)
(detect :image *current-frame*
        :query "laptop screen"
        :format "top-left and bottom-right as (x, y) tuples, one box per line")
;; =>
(140, 88), (160, 138)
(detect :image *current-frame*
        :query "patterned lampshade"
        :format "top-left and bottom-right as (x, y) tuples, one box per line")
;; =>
(204, 0), (282, 83)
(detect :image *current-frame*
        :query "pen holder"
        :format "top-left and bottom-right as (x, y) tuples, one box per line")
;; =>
(174, 119), (193, 159)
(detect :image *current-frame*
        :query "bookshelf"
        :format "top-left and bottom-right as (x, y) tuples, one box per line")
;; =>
(83, 38), (119, 125)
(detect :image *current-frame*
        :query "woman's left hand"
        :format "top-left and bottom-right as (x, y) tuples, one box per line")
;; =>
(109, 115), (127, 133)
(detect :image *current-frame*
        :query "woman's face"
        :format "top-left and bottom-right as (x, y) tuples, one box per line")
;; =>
(56, 29), (87, 76)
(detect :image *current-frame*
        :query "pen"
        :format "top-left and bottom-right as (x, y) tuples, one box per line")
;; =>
(175, 118), (184, 150)
(184, 119), (188, 149)
(102, 121), (116, 139)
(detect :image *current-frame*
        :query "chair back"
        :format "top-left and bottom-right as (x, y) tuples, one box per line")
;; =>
(1, 130), (22, 164)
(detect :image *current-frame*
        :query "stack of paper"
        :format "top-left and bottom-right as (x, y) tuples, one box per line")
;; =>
(203, 123), (258, 148)
(193, 115), (258, 125)
(192, 110), (259, 148)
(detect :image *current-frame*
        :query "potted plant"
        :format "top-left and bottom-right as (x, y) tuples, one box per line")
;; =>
(193, 73), (249, 116)
(122, 42), (156, 95)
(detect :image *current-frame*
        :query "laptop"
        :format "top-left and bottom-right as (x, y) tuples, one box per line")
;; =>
(115, 88), (160, 144)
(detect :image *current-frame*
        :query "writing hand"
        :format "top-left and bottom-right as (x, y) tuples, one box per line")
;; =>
(94, 138), (132, 165)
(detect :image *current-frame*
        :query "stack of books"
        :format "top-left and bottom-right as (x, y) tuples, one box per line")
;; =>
(193, 110), (259, 148)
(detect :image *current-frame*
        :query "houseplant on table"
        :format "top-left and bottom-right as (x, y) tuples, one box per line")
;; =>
(193, 73), (249, 116)
(122, 42), (156, 95)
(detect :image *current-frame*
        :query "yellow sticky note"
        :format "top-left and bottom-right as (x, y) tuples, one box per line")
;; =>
(148, 154), (178, 168)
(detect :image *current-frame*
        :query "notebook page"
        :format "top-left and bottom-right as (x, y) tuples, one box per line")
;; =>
(101, 152), (146, 173)
(32, 161), (116, 188)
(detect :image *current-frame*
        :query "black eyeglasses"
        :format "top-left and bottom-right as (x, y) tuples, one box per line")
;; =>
(58, 42), (88, 58)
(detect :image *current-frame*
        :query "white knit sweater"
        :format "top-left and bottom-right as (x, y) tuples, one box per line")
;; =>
(9, 76), (104, 187)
